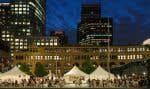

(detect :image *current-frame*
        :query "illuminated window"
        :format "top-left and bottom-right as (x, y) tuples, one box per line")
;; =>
(27, 33), (31, 36)
(7, 39), (10, 41)
(54, 43), (57, 46)
(20, 46), (23, 49)
(50, 43), (53, 46)
(15, 43), (19, 45)
(37, 42), (40, 45)
(15, 8), (18, 10)
(46, 43), (49, 45)
(20, 42), (23, 45)
(41, 43), (44, 46)
(2, 35), (5, 37)
(15, 39), (19, 41)
(19, 11), (22, 14)
(27, 22), (30, 25)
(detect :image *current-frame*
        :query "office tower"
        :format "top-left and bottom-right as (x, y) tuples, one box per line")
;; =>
(50, 31), (68, 45)
(77, 3), (113, 46)
(0, 3), (13, 43)
(10, 0), (46, 37)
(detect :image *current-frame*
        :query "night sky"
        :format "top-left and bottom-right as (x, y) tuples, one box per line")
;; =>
(1, 0), (150, 45)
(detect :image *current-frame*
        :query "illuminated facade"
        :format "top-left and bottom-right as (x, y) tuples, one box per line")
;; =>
(10, 0), (46, 36)
(0, 3), (13, 43)
(13, 45), (150, 75)
(77, 4), (113, 46)
(0, 0), (46, 59)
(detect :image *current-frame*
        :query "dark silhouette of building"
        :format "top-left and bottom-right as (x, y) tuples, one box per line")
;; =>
(50, 31), (68, 45)
(0, 40), (11, 72)
(77, 3), (113, 46)
(81, 3), (101, 22)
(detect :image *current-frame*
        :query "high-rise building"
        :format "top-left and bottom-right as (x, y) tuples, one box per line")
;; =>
(10, 0), (46, 37)
(77, 3), (113, 46)
(0, 3), (13, 43)
(0, 0), (46, 59)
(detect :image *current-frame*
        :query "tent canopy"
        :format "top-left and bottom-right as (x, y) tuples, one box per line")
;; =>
(90, 65), (115, 80)
(63, 66), (89, 83)
(0, 66), (30, 82)
(64, 66), (88, 77)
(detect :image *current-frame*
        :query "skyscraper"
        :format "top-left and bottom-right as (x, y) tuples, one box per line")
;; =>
(10, 0), (46, 37)
(77, 3), (113, 46)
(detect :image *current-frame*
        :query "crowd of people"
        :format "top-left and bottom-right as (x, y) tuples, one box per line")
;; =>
(87, 75), (147, 88)
(0, 74), (148, 88)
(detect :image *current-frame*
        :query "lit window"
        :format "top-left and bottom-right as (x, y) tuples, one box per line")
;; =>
(19, 8), (22, 10)
(50, 43), (53, 46)
(11, 53), (14, 56)
(19, 11), (22, 14)
(15, 8), (18, 10)
(23, 5), (26, 7)
(15, 4), (18, 7)
(46, 43), (49, 45)
(24, 46), (27, 49)
(2, 35), (5, 37)
(27, 33), (31, 36)
(15, 22), (18, 24)
(23, 8), (26, 10)
(7, 35), (10, 37)
(37, 42), (40, 45)
(54, 43), (57, 46)
(15, 39), (19, 41)
(22, 29), (26, 31)
(15, 43), (19, 45)
(41, 43), (44, 46)
(31, 56), (33, 59)
(20, 46), (23, 49)
(20, 42), (23, 45)
(27, 22), (30, 25)
(7, 39), (10, 41)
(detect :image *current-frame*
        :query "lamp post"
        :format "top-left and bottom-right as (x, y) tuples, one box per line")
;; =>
(107, 17), (110, 72)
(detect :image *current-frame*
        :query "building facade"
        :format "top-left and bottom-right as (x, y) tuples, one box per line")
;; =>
(13, 45), (150, 75)
(0, 0), (46, 60)
(10, 0), (46, 37)
(77, 4), (113, 46)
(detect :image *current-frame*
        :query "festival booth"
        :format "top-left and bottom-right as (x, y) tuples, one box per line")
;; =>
(0, 66), (30, 83)
(63, 66), (89, 83)
(89, 65), (116, 80)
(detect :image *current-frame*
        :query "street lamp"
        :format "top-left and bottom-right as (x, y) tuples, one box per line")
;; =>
(107, 17), (110, 72)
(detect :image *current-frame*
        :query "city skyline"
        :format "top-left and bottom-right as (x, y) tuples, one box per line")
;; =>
(0, 0), (150, 45)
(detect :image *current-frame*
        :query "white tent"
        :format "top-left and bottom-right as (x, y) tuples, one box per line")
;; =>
(63, 66), (89, 83)
(0, 66), (30, 83)
(89, 66), (116, 80)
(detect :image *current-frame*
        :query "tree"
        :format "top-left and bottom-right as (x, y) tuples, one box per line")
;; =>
(82, 57), (95, 74)
(34, 62), (48, 77)
(19, 63), (33, 75)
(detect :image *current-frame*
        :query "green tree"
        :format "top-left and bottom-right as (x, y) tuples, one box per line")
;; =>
(34, 62), (48, 77)
(19, 63), (33, 75)
(82, 57), (95, 74)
